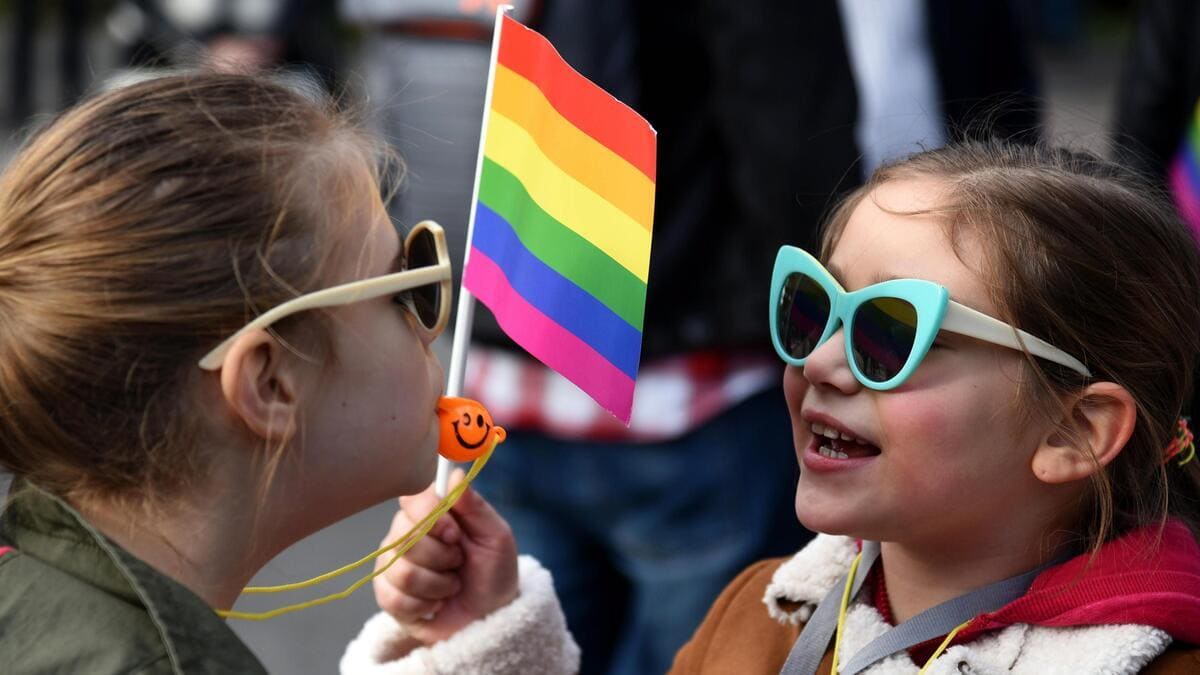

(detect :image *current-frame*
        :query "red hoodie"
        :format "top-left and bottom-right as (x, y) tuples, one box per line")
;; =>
(874, 519), (1200, 662)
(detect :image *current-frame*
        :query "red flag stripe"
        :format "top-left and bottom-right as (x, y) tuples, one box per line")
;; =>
(497, 15), (656, 182)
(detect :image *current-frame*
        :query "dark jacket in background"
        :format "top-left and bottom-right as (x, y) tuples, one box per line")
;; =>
(477, 0), (1040, 361)
(1113, 0), (1200, 180)
(1112, 0), (1200, 422)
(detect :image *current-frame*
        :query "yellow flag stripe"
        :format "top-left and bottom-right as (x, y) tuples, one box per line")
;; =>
(484, 111), (651, 281)
(491, 65), (654, 231)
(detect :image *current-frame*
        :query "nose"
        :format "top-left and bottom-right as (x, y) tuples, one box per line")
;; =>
(801, 326), (860, 394)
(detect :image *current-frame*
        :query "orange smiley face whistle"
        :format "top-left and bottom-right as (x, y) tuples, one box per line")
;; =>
(436, 396), (507, 462)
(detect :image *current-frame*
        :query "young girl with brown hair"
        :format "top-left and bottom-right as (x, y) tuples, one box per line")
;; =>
(0, 73), (575, 673)
(356, 140), (1200, 674)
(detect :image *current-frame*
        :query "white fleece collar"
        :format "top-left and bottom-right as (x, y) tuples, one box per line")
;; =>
(340, 555), (579, 675)
(761, 534), (1172, 675)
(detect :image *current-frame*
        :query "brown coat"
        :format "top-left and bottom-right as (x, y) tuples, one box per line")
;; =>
(670, 558), (1200, 675)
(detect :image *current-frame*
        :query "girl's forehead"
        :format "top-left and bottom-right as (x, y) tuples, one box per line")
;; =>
(829, 179), (996, 312)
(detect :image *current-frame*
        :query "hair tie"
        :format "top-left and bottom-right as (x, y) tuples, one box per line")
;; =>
(1164, 418), (1196, 466)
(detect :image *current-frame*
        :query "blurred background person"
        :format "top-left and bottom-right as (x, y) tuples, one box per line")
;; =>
(102, 0), (341, 90)
(339, 0), (540, 326)
(457, 2), (1041, 674)
(8, 0), (88, 126)
(1111, 0), (1200, 423)
(0, 1), (1148, 672)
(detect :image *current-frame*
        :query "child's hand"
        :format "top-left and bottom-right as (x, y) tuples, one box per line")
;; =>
(373, 470), (519, 645)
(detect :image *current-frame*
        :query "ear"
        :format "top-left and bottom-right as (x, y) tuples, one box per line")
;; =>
(217, 329), (301, 443)
(1031, 382), (1137, 484)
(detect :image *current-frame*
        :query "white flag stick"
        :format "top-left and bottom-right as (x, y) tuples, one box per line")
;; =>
(435, 3), (513, 497)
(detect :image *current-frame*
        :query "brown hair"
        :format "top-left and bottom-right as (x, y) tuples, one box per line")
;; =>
(0, 72), (391, 505)
(820, 140), (1200, 550)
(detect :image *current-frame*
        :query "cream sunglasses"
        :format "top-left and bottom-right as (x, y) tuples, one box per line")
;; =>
(198, 221), (451, 370)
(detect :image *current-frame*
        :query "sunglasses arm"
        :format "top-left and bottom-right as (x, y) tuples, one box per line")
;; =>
(197, 263), (451, 371)
(941, 301), (1091, 377)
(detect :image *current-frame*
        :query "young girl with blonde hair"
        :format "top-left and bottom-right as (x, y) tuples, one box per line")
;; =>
(0, 73), (575, 674)
(354, 140), (1200, 674)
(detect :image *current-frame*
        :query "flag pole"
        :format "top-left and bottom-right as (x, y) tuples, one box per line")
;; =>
(436, 3), (512, 497)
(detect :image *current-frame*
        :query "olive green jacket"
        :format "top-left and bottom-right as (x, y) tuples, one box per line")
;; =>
(0, 482), (267, 674)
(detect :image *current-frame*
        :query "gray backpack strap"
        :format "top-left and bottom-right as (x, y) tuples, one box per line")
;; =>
(779, 542), (880, 675)
(837, 564), (1044, 675)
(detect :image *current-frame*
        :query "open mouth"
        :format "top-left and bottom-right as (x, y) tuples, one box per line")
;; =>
(809, 422), (881, 459)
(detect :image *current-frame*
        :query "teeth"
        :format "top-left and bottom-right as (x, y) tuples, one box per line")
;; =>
(809, 422), (870, 446)
(817, 445), (851, 460)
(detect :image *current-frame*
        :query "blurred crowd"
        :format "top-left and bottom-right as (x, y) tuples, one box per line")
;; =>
(4, 1), (1198, 674)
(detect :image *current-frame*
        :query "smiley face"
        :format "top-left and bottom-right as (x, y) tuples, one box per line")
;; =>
(453, 411), (491, 449)
(436, 396), (506, 462)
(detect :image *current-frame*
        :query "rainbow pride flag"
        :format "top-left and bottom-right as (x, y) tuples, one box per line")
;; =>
(463, 15), (656, 424)
(1170, 100), (1200, 244)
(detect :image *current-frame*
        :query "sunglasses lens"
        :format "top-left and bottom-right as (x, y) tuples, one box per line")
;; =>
(406, 228), (441, 329)
(777, 273), (831, 360)
(851, 297), (918, 383)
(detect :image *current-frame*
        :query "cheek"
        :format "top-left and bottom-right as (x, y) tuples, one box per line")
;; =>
(877, 389), (956, 449)
(374, 316), (437, 388)
(877, 380), (1030, 490)
(783, 366), (809, 451)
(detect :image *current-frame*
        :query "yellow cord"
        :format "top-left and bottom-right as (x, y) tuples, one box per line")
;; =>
(216, 438), (498, 621)
(830, 552), (863, 674)
(915, 619), (972, 674)
(831, 554), (971, 674)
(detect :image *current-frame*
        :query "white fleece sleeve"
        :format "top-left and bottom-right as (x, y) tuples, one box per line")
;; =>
(339, 555), (580, 675)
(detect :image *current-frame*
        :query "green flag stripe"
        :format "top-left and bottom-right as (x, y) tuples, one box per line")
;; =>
(478, 158), (646, 331)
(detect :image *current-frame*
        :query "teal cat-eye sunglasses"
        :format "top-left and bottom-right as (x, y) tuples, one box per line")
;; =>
(769, 246), (1091, 390)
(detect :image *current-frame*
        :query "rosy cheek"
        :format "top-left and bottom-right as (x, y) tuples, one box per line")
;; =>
(875, 392), (959, 478)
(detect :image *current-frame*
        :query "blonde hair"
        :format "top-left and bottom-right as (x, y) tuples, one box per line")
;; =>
(820, 140), (1200, 551)
(0, 72), (392, 505)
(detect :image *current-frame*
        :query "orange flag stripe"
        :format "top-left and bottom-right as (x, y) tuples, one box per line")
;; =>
(496, 15), (656, 183)
(492, 65), (654, 230)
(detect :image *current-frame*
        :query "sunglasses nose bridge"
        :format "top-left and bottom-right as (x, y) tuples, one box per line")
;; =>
(800, 314), (862, 392)
(824, 289), (850, 344)
(824, 295), (875, 386)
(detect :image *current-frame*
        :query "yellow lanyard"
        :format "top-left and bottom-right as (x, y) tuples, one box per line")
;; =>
(216, 436), (499, 621)
(784, 542), (1056, 675)
(830, 553), (971, 674)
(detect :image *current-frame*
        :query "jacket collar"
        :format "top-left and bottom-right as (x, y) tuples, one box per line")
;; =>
(1, 481), (265, 674)
(762, 532), (1176, 674)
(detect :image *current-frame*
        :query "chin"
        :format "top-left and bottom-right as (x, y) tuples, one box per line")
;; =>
(794, 481), (868, 537)
(399, 447), (439, 496)
(795, 505), (851, 537)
